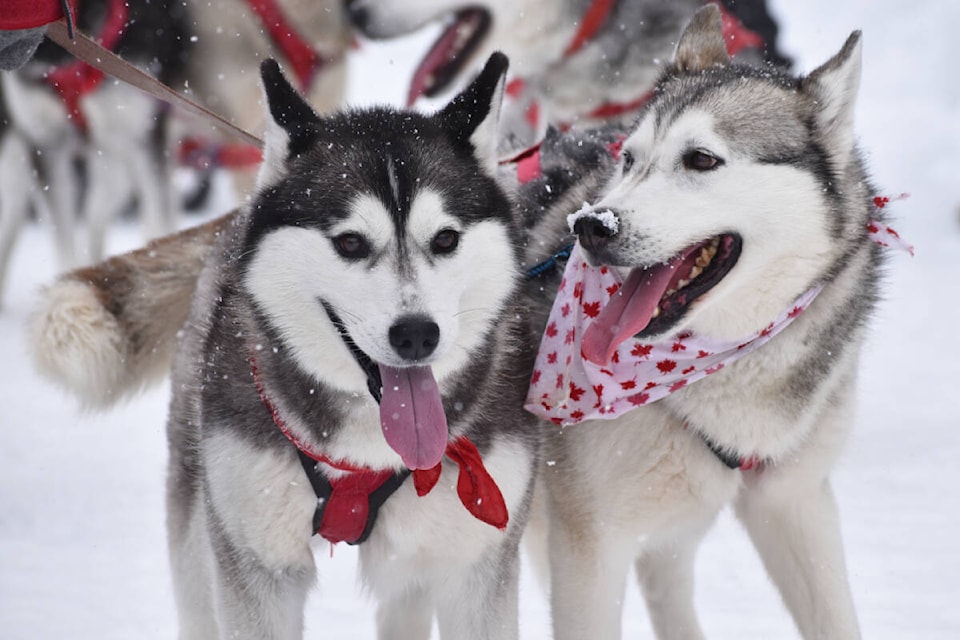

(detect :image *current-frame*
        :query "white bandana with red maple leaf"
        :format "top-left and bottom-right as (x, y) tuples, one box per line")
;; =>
(524, 213), (913, 426)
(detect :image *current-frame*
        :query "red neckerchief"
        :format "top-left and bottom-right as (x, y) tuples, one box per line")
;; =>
(246, 0), (328, 92)
(249, 355), (508, 544)
(44, 0), (126, 133)
(507, 0), (765, 131)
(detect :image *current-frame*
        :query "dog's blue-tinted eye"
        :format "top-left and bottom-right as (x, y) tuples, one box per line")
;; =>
(622, 150), (635, 173)
(333, 233), (369, 258)
(431, 229), (459, 255)
(682, 150), (722, 171)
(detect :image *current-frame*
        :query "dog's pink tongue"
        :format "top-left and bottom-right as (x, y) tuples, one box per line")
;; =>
(378, 365), (448, 470)
(407, 21), (459, 106)
(581, 258), (683, 365)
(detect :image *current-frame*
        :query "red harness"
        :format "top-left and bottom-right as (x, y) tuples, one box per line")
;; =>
(508, 0), (766, 130)
(250, 355), (508, 545)
(246, 0), (329, 92)
(43, 0), (126, 133)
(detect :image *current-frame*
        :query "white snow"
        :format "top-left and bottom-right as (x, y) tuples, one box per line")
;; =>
(2, 1), (959, 637)
(567, 203), (620, 235)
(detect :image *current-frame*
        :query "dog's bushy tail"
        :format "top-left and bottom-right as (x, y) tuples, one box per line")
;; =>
(29, 212), (233, 409)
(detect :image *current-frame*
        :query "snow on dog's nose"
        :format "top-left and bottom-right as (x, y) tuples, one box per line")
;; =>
(569, 204), (621, 257)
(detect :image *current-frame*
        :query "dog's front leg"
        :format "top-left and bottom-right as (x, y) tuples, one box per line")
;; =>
(548, 513), (634, 640)
(735, 468), (861, 639)
(200, 433), (319, 640)
(635, 524), (715, 640)
(376, 586), (434, 640)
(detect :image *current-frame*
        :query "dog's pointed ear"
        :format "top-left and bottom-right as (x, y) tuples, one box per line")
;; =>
(435, 52), (509, 175)
(673, 5), (730, 72)
(257, 59), (321, 187)
(801, 32), (862, 165)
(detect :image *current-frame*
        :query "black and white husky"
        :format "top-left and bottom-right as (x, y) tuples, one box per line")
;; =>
(50, 54), (538, 639)
(31, 7), (901, 639)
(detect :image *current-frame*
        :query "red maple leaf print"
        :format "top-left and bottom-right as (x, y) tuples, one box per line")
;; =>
(606, 283), (621, 297)
(697, 350), (711, 359)
(600, 266), (608, 275)
(620, 379), (637, 390)
(531, 370), (541, 385)
(550, 417), (563, 425)
(540, 401), (552, 412)
(656, 359), (677, 374)
(547, 351), (558, 364)
(570, 410), (584, 421)
(873, 195), (889, 209)
(558, 277), (567, 292)
(759, 322), (774, 337)
(573, 282), (583, 300)
(706, 363), (725, 375)
(644, 381), (658, 390)
(592, 384), (604, 408)
(600, 368), (615, 377)
(545, 322), (558, 338)
(671, 341), (687, 353)
(583, 301), (601, 318)
(866, 222), (879, 234)
(611, 351), (620, 364)
(569, 382), (585, 402)
(682, 366), (696, 375)
(555, 374), (564, 390)
(788, 306), (804, 319)
(561, 302), (571, 317)
(631, 344), (653, 359)
(565, 329), (576, 345)
(886, 226), (901, 238)
(669, 379), (688, 393)
(628, 392), (650, 406)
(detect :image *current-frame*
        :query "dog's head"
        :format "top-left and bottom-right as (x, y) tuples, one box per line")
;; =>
(240, 54), (517, 469)
(573, 5), (864, 361)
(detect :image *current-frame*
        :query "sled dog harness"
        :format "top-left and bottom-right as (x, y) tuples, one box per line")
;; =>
(248, 351), (508, 546)
(503, 0), (765, 131)
(524, 198), (914, 470)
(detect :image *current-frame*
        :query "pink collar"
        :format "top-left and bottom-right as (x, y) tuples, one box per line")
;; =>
(250, 355), (508, 544)
(525, 215), (913, 427)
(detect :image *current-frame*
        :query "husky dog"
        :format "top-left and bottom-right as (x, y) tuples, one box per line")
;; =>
(53, 53), (538, 639)
(344, 0), (789, 146)
(517, 6), (880, 638)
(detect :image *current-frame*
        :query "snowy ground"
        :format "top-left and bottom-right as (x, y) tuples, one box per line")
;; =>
(1, 1), (958, 638)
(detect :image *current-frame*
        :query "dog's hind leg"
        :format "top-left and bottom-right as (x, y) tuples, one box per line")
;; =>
(83, 143), (135, 261)
(635, 525), (713, 640)
(0, 132), (32, 306)
(376, 586), (434, 640)
(735, 459), (861, 638)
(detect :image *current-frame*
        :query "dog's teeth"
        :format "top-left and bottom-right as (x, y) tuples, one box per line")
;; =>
(689, 265), (702, 280)
(696, 248), (712, 267)
(652, 306), (661, 318)
(665, 288), (676, 297)
(677, 279), (690, 289)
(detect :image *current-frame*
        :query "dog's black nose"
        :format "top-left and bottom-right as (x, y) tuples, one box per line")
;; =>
(573, 216), (615, 254)
(343, 0), (369, 31)
(389, 316), (440, 361)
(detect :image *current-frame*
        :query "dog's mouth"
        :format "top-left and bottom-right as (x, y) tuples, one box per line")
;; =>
(322, 302), (448, 470)
(581, 233), (742, 365)
(407, 8), (491, 106)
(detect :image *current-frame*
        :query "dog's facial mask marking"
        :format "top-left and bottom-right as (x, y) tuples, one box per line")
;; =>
(245, 55), (511, 471)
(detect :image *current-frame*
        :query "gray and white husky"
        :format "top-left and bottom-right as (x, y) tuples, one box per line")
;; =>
(518, 6), (881, 638)
(40, 54), (539, 640)
(31, 7), (890, 639)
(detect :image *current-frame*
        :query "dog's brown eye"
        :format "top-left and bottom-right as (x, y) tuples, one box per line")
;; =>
(333, 233), (370, 259)
(682, 150), (722, 171)
(431, 229), (460, 255)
